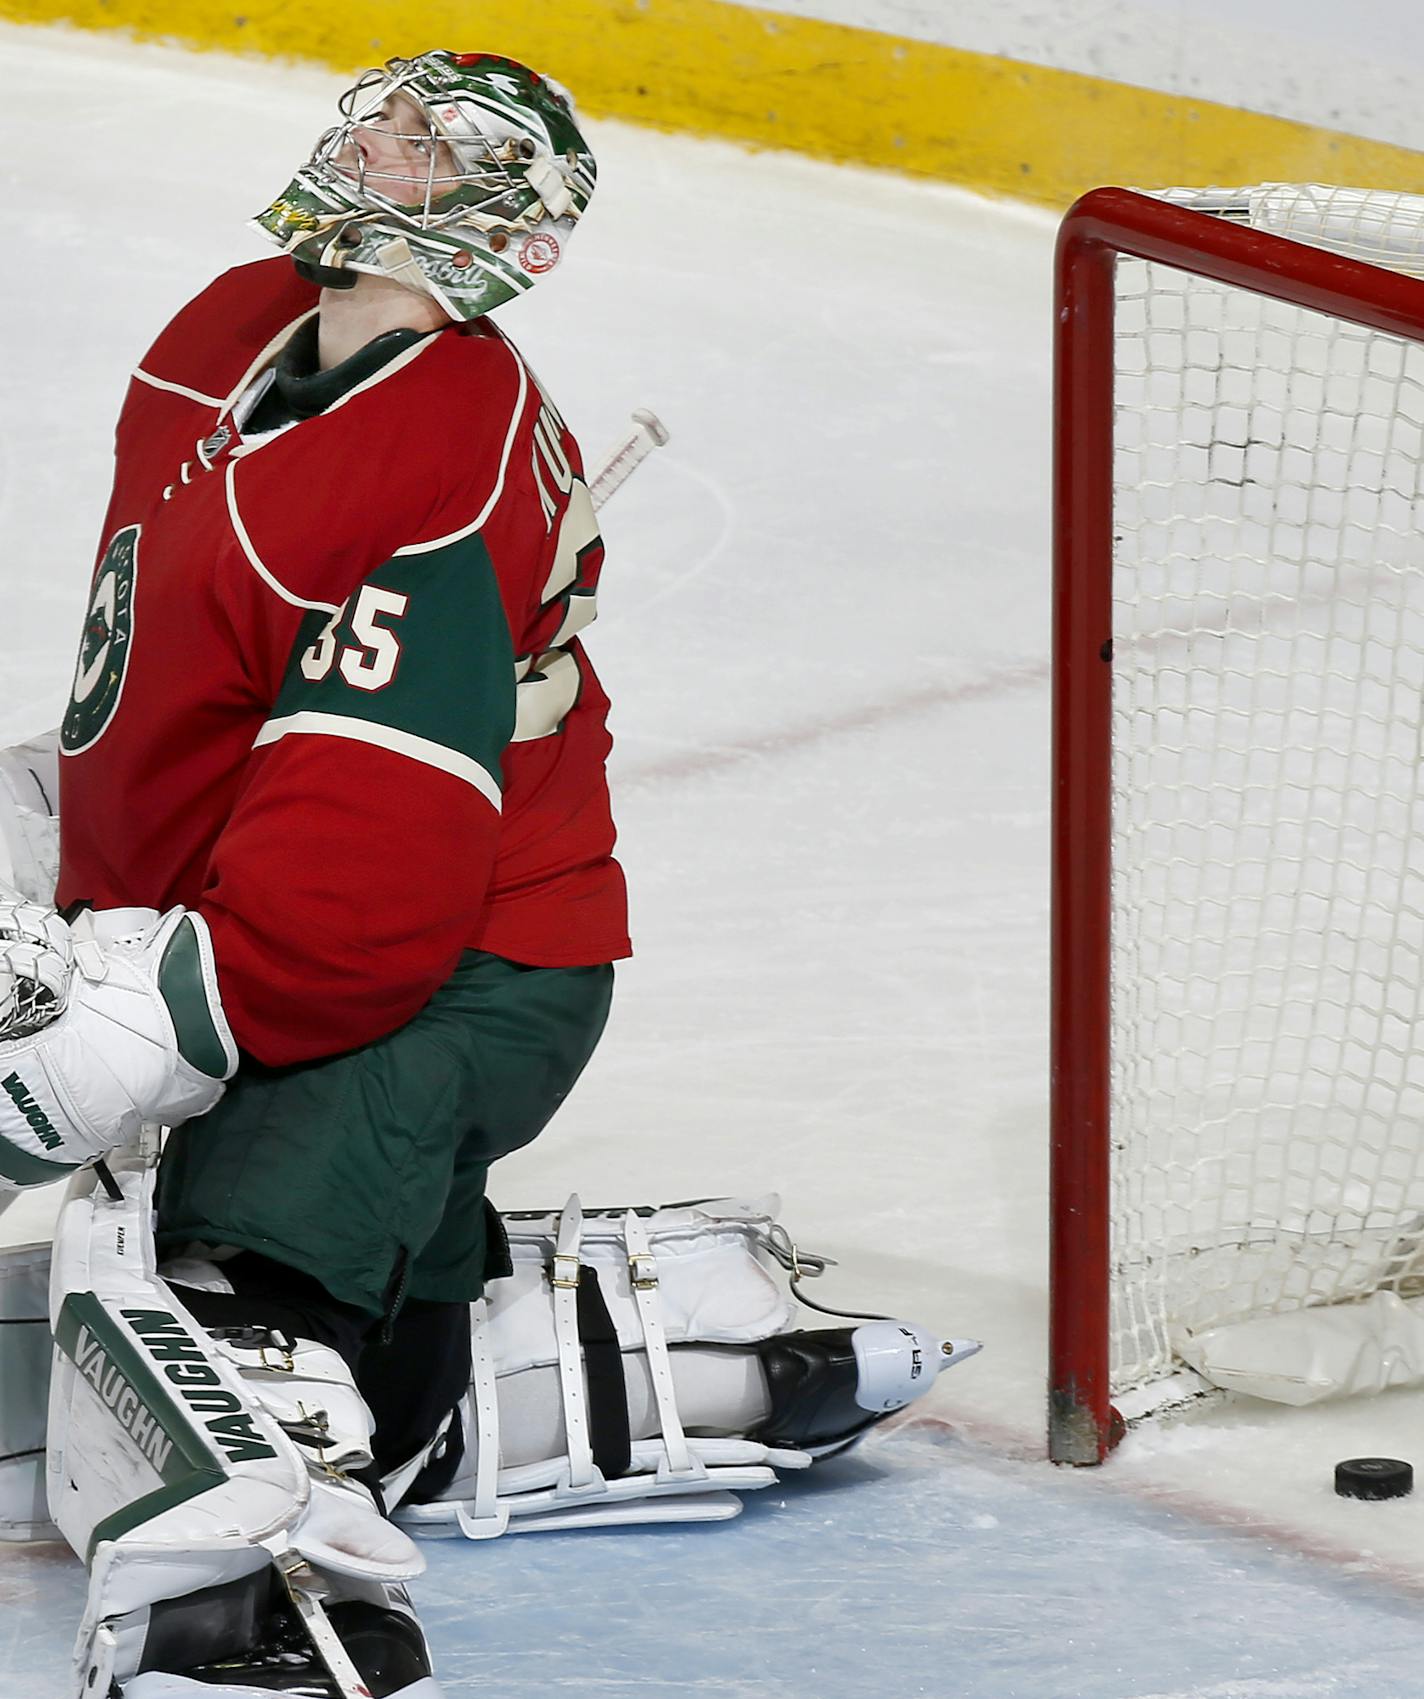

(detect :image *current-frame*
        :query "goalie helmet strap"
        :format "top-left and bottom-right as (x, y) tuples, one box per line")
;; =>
(292, 255), (359, 291)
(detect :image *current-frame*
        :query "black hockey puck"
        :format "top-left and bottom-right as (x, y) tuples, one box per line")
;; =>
(1334, 1457), (1414, 1501)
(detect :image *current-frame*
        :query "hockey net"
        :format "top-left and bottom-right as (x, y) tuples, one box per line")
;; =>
(1050, 184), (1424, 1463)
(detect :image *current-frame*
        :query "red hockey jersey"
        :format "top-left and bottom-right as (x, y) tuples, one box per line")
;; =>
(57, 258), (629, 1066)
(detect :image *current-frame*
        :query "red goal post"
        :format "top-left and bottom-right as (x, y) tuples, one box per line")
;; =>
(1050, 187), (1424, 1466)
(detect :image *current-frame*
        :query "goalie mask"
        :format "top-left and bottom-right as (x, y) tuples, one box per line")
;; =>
(253, 50), (596, 322)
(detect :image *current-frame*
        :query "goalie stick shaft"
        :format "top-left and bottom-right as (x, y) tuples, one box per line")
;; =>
(588, 409), (670, 512)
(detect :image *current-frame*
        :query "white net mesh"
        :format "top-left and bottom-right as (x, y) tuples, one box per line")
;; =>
(1110, 184), (1424, 1393)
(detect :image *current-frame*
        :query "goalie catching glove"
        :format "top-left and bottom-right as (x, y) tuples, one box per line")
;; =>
(0, 901), (237, 1191)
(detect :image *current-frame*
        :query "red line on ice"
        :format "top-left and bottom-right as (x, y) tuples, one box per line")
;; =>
(617, 659), (1049, 790)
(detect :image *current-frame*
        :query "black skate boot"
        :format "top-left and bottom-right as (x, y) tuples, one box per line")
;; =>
(752, 1323), (981, 1456)
(120, 1567), (439, 1697)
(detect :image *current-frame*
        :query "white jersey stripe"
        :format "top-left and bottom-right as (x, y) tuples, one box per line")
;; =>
(132, 368), (225, 407)
(253, 711), (503, 809)
(321, 331), (439, 414)
(396, 347), (529, 556)
(225, 463), (342, 615)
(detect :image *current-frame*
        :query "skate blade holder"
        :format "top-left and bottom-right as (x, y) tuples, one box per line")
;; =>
(939, 1337), (982, 1373)
(415, 1464), (781, 1540)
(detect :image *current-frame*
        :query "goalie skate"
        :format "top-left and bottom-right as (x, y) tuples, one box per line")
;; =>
(118, 1579), (439, 1698)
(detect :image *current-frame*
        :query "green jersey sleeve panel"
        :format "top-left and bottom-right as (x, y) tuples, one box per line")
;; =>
(264, 535), (517, 790)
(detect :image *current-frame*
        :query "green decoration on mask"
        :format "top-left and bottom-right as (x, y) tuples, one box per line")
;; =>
(253, 51), (597, 322)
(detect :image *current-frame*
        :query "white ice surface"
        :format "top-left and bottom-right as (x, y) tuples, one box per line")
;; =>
(8, 23), (1424, 1698)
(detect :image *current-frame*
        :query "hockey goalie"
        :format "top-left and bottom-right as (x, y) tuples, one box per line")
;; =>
(0, 52), (978, 1698)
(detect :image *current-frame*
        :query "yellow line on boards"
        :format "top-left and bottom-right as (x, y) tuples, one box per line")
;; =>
(6, 0), (1424, 203)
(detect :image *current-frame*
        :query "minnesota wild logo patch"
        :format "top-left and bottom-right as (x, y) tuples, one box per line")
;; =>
(62, 525), (139, 755)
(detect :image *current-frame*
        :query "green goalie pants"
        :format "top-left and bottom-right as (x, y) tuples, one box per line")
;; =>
(154, 951), (615, 1319)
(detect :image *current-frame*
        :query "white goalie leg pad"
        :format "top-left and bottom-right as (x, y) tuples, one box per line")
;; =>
(0, 1237), (57, 1540)
(3, 1191), (980, 1559)
(50, 1144), (309, 1695)
(0, 728), (60, 905)
(48, 1139), (423, 1699)
(395, 1195), (979, 1539)
(396, 1196), (798, 1539)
